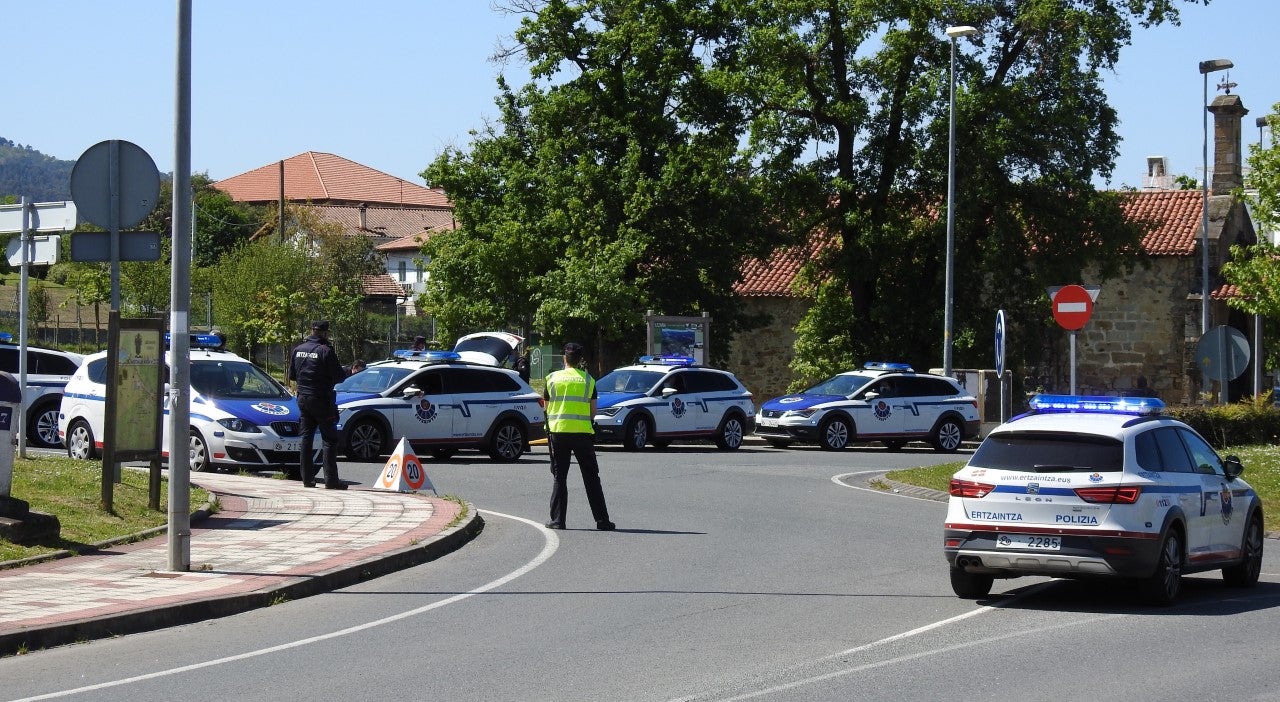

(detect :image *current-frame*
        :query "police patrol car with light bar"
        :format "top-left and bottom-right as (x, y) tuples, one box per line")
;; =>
(59, 333), (310, 473)
(755, 362), (979, 452)
(944, 394), (1264, 604)
(592, 355), (754, 450)
(333, 349), (544, 461)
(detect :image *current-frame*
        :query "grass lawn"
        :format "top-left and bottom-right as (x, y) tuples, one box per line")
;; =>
(886, 444), (1280, 522)
(1, 456), (210, 563)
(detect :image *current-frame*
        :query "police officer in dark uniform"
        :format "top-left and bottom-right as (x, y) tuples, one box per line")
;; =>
(288, 320), (347, 489)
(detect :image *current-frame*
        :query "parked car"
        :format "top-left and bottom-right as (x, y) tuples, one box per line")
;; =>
(59, 334), (309, 472)
(754, 362), (979, 452)
(334, 349), (545, 461)
(592, 355), (755, 450)
(0, 340), (85, 448)
(944, 394), (1264, 604)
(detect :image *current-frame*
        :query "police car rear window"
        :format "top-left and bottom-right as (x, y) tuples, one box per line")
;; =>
(970, 432), (1123, 472)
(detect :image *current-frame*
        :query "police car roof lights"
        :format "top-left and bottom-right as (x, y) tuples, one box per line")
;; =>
(393, 349), (462, 362)
(164, 332), (225, 350)
(638, 355), (697, 367)
(1028, 394), (1165, 416)
(863, 361), (914, 372)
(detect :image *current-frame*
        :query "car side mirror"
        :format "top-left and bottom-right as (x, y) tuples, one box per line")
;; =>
(661, 387), (678, 398)
(402, 386), (423, 400)
(863, 391), (880, 400)
(1224, 455), (1245, 480)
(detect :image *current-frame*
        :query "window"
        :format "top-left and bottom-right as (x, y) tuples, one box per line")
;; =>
(398, 260), (407, 282)
(1152, 427), (1194, 473)
(1134, 431), (1162, 471)
(87, 358), (109, 385)
(34, 351), (80, 376)
(685, 371), (741, 393)
(970, 431), (1124, 472)
(415, 261), (424, 283)
(1178, 428), (1223, 475)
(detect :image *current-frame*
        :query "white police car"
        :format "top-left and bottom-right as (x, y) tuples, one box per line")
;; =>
(593, 355), (755, 450)
(944, 395), (1264, 605)
(0, 336), (84, 448)
(334, 349), (545, 462)
(755, 362), (979, 452)
(58, 334), (309, 472)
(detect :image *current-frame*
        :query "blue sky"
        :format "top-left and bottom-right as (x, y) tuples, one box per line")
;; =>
(6, 1), (1276, 189)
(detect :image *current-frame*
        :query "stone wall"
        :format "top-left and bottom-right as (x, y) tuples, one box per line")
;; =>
(725, 296), (807, 402)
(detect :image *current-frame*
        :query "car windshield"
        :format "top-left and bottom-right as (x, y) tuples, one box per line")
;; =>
(597, 369), (667, 393)
(970, 431), (1124, 472)
(804, 373), (875, 397)
(453, 336), (516, 365)
(190, 360), (290, 399)
(335, 365), (417, 394)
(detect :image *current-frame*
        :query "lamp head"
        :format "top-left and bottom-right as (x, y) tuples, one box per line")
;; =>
(945, 25), (979, 39)
(1198, 58), (1233, 74)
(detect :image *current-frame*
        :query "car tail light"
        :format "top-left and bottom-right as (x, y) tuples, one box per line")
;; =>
(1074, 486), (1141, 504)
(538, 397), (546, 409)
(949, 479), (995, 498)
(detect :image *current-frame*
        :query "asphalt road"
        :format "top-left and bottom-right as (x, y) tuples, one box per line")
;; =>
(5, 443), (1280, 701)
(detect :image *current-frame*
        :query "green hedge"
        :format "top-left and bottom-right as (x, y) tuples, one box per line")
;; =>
(1167, 399), (1280, 449)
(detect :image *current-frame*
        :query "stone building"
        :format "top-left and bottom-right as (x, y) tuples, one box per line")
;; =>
(729, 94), (1261, 406)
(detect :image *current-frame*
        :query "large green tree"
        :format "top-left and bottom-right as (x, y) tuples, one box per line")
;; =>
(423, 1), (780, 366)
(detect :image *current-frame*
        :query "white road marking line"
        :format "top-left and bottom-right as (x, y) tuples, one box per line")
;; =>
(4, 510), (557, 702)
(831, 470), (943, 502)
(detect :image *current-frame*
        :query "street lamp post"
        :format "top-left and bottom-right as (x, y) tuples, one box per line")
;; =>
(1199, 58), (1232, 336)
(1254, 115), (1268, 398)
(943, 25), (979, 377)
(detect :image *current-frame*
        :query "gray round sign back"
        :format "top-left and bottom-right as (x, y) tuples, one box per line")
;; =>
(1195, 325), (1250, 381)
(70, 140), (161, 229)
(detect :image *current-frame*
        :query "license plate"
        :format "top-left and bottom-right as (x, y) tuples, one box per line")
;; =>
(758, 417), (777, 428)
(995, 534), (1061, 551)
(274, 441), (300, 452)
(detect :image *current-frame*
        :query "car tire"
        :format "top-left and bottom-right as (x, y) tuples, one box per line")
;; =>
(29, 399), (62, 448)
(189, 429), (213, 472)
(429, 448), (457, 460)
(949, 565), (993, 598)
(622, 415), (650, 451)
(884, 439), (908, 451)
(66, 419), (98, 460)
(488, 420), (526, 462)
(1140, 527), (1184, 605)
(818, 416), (851, 450)
(1223, 513), (1264, 587)
(714, 413), (745, 450)
(345, 418), (386, 461)
(930, 417), (964, 453)
(766, 438), (792, 449)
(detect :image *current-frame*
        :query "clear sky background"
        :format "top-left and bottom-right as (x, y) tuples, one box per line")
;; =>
(6, 1), (1276, 190)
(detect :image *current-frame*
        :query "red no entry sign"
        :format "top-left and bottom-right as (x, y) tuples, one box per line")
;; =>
(1052, 285), (1094, 330)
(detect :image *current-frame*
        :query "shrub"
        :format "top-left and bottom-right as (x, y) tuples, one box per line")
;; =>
(1167, 394), (1280, 449)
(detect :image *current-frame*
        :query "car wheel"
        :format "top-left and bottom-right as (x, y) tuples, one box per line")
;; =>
(488, 420), (526, 462)
(429, 448), (457, 460)
(345, 418), (386, 460)
(189, 429), (212, 472)
(884, 439), (908, 451)
(29, 400), (62, 448)
(949, 565), (993, 598)
(66, 419), (98, 460)
(1140, 527), (1184, 605)
(766, 438), (792, 449)
(931, 417), (963, 453)
(1223, 513), (1264, 587)
(818, 416), (851, 450)
(714, 413), (745, 450)
(622, 415), (650, 451)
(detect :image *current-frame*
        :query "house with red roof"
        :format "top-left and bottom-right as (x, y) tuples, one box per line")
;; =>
(728, 95), (1261, 406)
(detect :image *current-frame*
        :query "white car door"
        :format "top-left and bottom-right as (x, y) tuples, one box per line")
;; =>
(855, 379), (906, 438)
(1148, 426), (1217, 558)
(1177, 427), (1242, 557)
(392, 369), (455, 449)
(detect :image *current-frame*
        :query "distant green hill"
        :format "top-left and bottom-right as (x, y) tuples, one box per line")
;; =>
(0, 138), (74, 203)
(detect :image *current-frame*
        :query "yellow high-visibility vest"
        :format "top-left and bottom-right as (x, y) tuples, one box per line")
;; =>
(546, 367), (595, 433)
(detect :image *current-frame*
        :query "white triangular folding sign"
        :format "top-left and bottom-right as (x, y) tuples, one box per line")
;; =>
(376, 438), (436, 494)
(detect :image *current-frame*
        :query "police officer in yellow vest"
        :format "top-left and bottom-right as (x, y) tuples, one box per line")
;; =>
(544, 342), (614, 531)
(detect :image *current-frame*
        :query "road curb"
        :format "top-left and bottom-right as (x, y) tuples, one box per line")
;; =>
(0, 503), (484, 657)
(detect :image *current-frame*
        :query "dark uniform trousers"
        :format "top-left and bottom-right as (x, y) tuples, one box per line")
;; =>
(549, 432), (610, 526)
(298, 392), (340, 486)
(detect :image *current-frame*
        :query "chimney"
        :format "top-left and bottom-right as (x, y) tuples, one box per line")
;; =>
(1143, 156), (1171, 190)
(358, 202), (368, 230)
(1208, 93), (1248, 195)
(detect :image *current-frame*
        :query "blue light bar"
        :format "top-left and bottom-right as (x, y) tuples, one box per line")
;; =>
(165, 332), (224, 349)
(393, 349), (462, 362)
(1028, 394), (1165, 416)
(638, 355), (697, 367)
(0, 332), (11, 343)
(863, 361), (914, 372)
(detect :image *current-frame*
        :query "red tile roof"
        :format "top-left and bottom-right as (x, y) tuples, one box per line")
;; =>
(735, 190), (1205, 296)
(306, 204), (455, 241)
(1212, 284), (1242, 300)
(361, 274), (408, 298)
(213, 152), (452, 208)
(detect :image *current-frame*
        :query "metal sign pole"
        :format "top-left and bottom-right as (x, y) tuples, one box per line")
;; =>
(1070, 331), (1077, 395)
(17, 198), (29, 459)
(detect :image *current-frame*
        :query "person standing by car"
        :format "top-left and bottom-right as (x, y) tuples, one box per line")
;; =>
(544, 342), (614, 530)
(288, 320), (347, 489)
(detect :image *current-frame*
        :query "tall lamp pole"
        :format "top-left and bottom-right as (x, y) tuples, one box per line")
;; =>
(1254, 115), (1268, 398)
(1199, 58), (1232, 336)
(943, 25), (979, 377)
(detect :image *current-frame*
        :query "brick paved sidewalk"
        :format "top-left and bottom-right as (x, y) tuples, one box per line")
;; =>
(0, 473), (481, 655)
